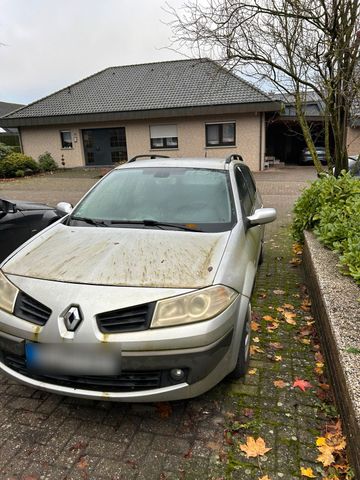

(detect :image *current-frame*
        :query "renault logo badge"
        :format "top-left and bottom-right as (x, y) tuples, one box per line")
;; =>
(63, 306), (83, 332)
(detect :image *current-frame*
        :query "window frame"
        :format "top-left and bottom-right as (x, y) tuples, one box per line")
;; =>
(60, 131), (73, 149)
(149, 125), (178, 150)
(205, 122), (236, 148)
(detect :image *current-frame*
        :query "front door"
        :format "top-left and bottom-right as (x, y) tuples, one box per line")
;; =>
(82, 128), (127, 166)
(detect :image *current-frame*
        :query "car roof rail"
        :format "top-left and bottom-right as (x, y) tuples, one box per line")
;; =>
(225, 154), (244, 164)
(128, 154), (170, 163)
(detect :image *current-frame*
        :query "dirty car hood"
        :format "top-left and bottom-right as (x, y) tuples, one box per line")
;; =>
(3, 224), (230, 288)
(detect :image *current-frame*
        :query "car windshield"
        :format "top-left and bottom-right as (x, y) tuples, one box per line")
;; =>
(69, 167), (236, 232)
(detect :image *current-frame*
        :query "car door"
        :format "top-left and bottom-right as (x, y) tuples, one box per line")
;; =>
(0, 200), (32, 262)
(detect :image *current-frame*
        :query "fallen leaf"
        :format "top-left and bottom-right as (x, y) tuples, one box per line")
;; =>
(253, 336), (260, 343)
(299, 326), (313, 337)
(258, 293), (267, 299)
(267, 321), (279, 332)
(243, 408), (254, 418)
(251, 321), (260, 332)
(155, 402), (172, 418)
(258, 476), (272, 480)
(299, 338), (311, 345)
(285, 317), (297, 326)
(77, 456), (89, 470)
(274, 355), (282, 362)
(239, 436), (272, 458)
(262, 315), (276, 322)
(293, 378), (312, 392)
(248, 368), (257, 375)
(273, 289), (285, 295)
(276, 307), (285, 313)
(290, 257), (302, 266)
(269, 342), (283, 350)
(283, 303), (295, 310)
(283, 311), (297, 325)
(300, 466), (316, 477)
(273, 380), (286, 388)
(250, 345), (264, 355)
(317, 445), (335, 466)
(315, 352), (324, 363)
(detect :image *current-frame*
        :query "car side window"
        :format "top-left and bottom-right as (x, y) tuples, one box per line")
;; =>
(239, 165), (256, 205)
(235, 167), (252, 216)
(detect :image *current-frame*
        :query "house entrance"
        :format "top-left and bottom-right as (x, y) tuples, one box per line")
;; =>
(82, 128), (127, 166)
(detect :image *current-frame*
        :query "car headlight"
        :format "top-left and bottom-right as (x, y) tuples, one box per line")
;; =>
(0, 270), (19, 314)
(151, 285), (238, 328)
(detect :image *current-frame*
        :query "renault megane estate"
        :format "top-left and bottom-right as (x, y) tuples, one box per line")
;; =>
(0, 154), (276, 401)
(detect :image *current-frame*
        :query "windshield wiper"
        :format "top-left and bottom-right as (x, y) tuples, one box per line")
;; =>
(69, 216), (109, 227)
(110, 219), (202, 232)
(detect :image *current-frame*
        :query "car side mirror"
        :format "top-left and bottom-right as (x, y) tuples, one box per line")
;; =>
(56, 202), (73, 216)
(247, 208), (277, 228)
(0, 199), (16, 214)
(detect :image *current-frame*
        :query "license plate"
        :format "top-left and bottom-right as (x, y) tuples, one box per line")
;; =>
(25, 343), (121, 375)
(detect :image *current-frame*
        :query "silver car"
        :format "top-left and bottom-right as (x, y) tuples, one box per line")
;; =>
(0, 155), (276, 402)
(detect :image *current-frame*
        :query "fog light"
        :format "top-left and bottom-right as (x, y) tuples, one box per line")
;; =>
(170, 368), (185, 382)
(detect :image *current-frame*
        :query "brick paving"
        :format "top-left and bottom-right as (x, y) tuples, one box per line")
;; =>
(0, 166), (346, 480)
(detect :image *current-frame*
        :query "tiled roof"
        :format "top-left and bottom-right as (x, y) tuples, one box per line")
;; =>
(2, 59), (274, 120)
(0, 101), (24, 118)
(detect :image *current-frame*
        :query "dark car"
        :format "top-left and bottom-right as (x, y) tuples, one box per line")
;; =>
(0, 199), (60, 262)
(300, 146), (328, 165)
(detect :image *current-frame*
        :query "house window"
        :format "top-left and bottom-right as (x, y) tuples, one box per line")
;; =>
(150, 125), (178, 149)
(205, 122), (236, 147)
(60, 131), (73, 149)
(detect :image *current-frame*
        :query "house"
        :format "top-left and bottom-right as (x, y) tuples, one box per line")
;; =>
(348, 100), (360, 157)
(0, 101), (23, 147)
(0, 59), (280, 171)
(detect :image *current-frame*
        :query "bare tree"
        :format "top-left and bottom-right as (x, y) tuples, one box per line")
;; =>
(169, 0), (360, 174)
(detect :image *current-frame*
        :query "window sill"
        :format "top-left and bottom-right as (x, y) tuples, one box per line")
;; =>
(61, 147), (74, 150)
(205, 145), (236, 149)
(150, 148), (179, 151)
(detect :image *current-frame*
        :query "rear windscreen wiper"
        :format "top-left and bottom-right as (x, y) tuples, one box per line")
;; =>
(110, 219), (202, 232)
(69, 216), (109, 227)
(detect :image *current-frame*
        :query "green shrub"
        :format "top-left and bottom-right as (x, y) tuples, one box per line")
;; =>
(0, 152), (40, 178)
(292, 172), (360, 284)
(15, 169), (25, 178)
(0, 142), (15, 161)
(38, 152), (58, 172)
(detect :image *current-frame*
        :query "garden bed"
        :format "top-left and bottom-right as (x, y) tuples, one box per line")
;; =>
(303, 231), (360, 477)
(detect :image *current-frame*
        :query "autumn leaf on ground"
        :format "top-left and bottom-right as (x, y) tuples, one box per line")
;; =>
(283, 311), (297, 325)
(155, 402), (172, 418)
(248, 368), (257, 375)
(250, 345), (264, 355)
(276, 307), (284, 313)
(263, 315), (276, 322)
(300, 466), (316, 477)
(243, 408), (254, 418)
(299, 326), (313, 337)
(274, 355), (282, 362)
(315, 361), (324, 375)
(251, 320), (260, 331)
(293, 378), (312, 391)
(273, 289), (285, 295)
(258, 476), (272, 480)
(283, 303), (295, 310)
(293, 243), (303, 255)
(267, 321), (279, 332)
(273, 379), (286, 388)
(315, 351), (324, 363)
(239, 436), (272, 458)
(317, 445), (335, 466)
(290, 257), (302, 266)
(253, 336), (260, 343)
(269, 342), (283, 350)
(76, 456), (89, 470)
(258, 292), (267, 299)
(299, 338), (311, 345)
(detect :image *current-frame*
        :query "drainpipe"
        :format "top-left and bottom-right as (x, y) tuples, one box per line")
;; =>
(259, 113), (264, 170)
(18, 127), (24, 154)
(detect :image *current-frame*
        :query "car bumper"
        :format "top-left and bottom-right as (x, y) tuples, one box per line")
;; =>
(0, 277), (249, 401)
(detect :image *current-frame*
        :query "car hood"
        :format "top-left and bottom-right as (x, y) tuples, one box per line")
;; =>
(10, 200), (53, 211)
(3, 223), (231, 289)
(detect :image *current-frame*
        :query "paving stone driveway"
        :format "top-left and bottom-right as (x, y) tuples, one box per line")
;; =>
(1, 166), (341, 480)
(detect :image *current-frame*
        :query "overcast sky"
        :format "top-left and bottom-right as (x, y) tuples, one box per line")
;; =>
(0, 0), (190, 105)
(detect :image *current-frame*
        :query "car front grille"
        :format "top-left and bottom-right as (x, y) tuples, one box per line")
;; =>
(3, 353), (167, 392)
(96, 302), (155, 333)
(14, 292), (52, 326)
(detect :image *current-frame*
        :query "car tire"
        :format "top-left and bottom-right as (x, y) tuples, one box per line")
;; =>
(228, 303), (251, 379)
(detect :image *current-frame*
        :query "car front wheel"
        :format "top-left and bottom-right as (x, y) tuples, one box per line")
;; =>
(228, 303), (251, 379)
